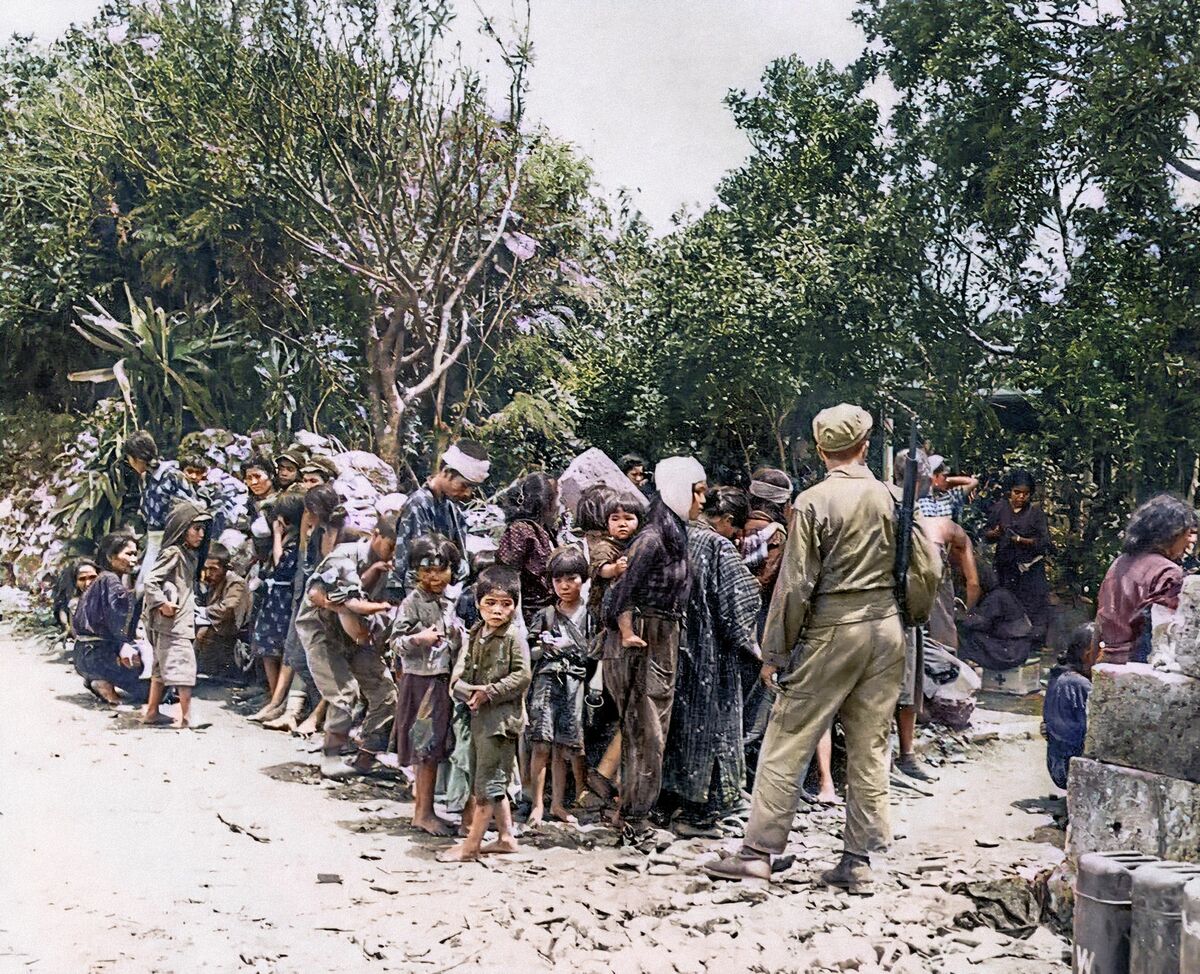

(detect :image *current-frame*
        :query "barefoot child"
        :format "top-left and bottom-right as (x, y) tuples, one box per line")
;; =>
(439, 566), (531, 862)
(526, 547), (593, 826)
(142, 499), (211, 728)
(392, 533), (464, 836)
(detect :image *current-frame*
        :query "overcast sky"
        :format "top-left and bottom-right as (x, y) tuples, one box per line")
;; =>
(2, 0), (870, 229)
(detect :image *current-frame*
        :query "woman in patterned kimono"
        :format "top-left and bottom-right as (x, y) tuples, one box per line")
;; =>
(247, 491), (303, 720)
(662, 488), (761, 832)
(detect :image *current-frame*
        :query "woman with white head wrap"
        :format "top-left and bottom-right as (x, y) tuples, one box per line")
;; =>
(599, 455), (707, 852)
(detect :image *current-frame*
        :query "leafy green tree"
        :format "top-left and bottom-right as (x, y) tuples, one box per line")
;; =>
(575, 59), (960, 480)
(855, 0), (1200, 588)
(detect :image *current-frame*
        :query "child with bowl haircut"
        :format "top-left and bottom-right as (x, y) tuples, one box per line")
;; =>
(438, 566), (531, 862)
(526, 546), (593, 825)
(392, 533), (464, 836)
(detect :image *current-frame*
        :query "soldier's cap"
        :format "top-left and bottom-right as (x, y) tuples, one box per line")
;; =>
(812, 403), (873, 453)
(299, 455), (339, 480)
(277, 447), (306, 469)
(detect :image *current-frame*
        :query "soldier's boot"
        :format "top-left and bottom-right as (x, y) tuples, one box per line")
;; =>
(704, 847), (772, 882)
(819, 853), (874, 894)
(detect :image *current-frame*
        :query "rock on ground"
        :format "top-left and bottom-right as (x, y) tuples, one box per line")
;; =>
(0, 628), (1069, 973)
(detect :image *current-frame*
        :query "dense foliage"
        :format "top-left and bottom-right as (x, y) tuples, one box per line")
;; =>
(4, 0), (1200, 593)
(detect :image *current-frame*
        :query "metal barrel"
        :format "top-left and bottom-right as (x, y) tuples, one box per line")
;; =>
(1075, 851), (1160, 974)
(1131, 862), (1200, 974)
(1179, 878), (1200, 974)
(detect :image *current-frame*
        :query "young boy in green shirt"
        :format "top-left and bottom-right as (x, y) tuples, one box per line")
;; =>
(438, 566), (531, 862)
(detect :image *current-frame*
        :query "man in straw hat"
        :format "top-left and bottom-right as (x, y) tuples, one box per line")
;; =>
(706, 404), (941, 892)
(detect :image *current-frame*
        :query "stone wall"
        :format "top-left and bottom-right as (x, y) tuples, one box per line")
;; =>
(1067, 577), (1200, 864)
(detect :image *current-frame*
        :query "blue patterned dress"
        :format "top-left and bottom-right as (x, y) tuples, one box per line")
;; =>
(251, 543), (299, 658)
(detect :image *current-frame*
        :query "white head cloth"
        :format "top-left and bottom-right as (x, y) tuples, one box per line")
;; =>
(748, 478), (792, 505)
(442, 443), (491, 485)
(654, 456), (706, 522)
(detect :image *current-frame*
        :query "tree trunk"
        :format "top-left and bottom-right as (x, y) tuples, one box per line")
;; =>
(365, 322), (404, 471)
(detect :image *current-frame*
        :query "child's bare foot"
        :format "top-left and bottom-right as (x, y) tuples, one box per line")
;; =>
(526, 806), (545, 828)
(292, 715), (322, 737)
(816, 786), (843, 806)
(436, 842), (481, 863)
(248, 701), (285, 723)
(549, 804), (578, 825)
(412, 814), (456, 837)
(141, 712), (173, 727)
(481, 835), (520, 854)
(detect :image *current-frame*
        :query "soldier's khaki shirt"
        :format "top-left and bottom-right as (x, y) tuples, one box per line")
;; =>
(761, 463), (935, 669)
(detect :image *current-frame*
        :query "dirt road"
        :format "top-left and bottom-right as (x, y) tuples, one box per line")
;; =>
(0, 630), (1070, 973)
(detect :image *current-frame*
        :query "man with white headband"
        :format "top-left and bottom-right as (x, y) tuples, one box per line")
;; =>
(601, 454), (707, 852)
(706, 404), (941, 892)
(390, 440), (491, 597)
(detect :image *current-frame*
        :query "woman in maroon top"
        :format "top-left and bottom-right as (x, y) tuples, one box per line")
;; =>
(496, 472), (559, 626)
(1097, 494), (1197, 664)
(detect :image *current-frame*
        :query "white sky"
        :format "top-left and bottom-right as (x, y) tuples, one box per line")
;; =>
(1, 0), (870, 229)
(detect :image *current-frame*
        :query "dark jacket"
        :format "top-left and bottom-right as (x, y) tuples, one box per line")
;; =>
(959, 587), (1036, 670)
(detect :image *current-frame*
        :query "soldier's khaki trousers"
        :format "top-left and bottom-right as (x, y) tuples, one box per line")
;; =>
(306, 630), (397, 753)
(744, 613), (905, 858)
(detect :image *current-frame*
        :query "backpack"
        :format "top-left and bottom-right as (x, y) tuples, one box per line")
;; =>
(895, 504), (943, 628)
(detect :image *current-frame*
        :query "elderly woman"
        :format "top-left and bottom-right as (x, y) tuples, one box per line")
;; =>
(1097, 494), (1197, 664)
(72, 532), (147, 705)
(662, 486), (761, 832)
(984, 470), (1052, 645)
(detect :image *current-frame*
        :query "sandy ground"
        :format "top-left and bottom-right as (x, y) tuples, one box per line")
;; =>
(0, 629), (1071, 974)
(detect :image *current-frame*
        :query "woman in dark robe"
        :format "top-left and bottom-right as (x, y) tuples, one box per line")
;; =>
(959, 562), (1037, 670)
(984, 470), (1052, 645)
(1096, 494), (1196, 665)
(662, 488), (761, 831)
(72, 532), (147, 705)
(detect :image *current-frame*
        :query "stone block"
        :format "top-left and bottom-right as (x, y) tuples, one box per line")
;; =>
(1151, 573), (1200, 679)
(1067, 758), (1200, 862)
(557, 448), (644, 518)
(1085, 663), (1200, 783)
(980, 658), (1041, 695)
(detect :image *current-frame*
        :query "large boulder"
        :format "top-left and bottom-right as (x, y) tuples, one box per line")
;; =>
(1068, 758), (1200, 862)
(557, 448), (643, 517)
(333, 450), (397, 494)
(1085, 663), (1200, 783)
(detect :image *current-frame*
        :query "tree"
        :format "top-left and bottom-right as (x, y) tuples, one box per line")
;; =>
(78, 0), (598, 468)
(855, 0), (1200, 588)
(574, 59), (957, 481)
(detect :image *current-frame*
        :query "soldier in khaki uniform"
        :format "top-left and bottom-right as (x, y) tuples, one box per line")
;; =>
(707, 404), (941, 891)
